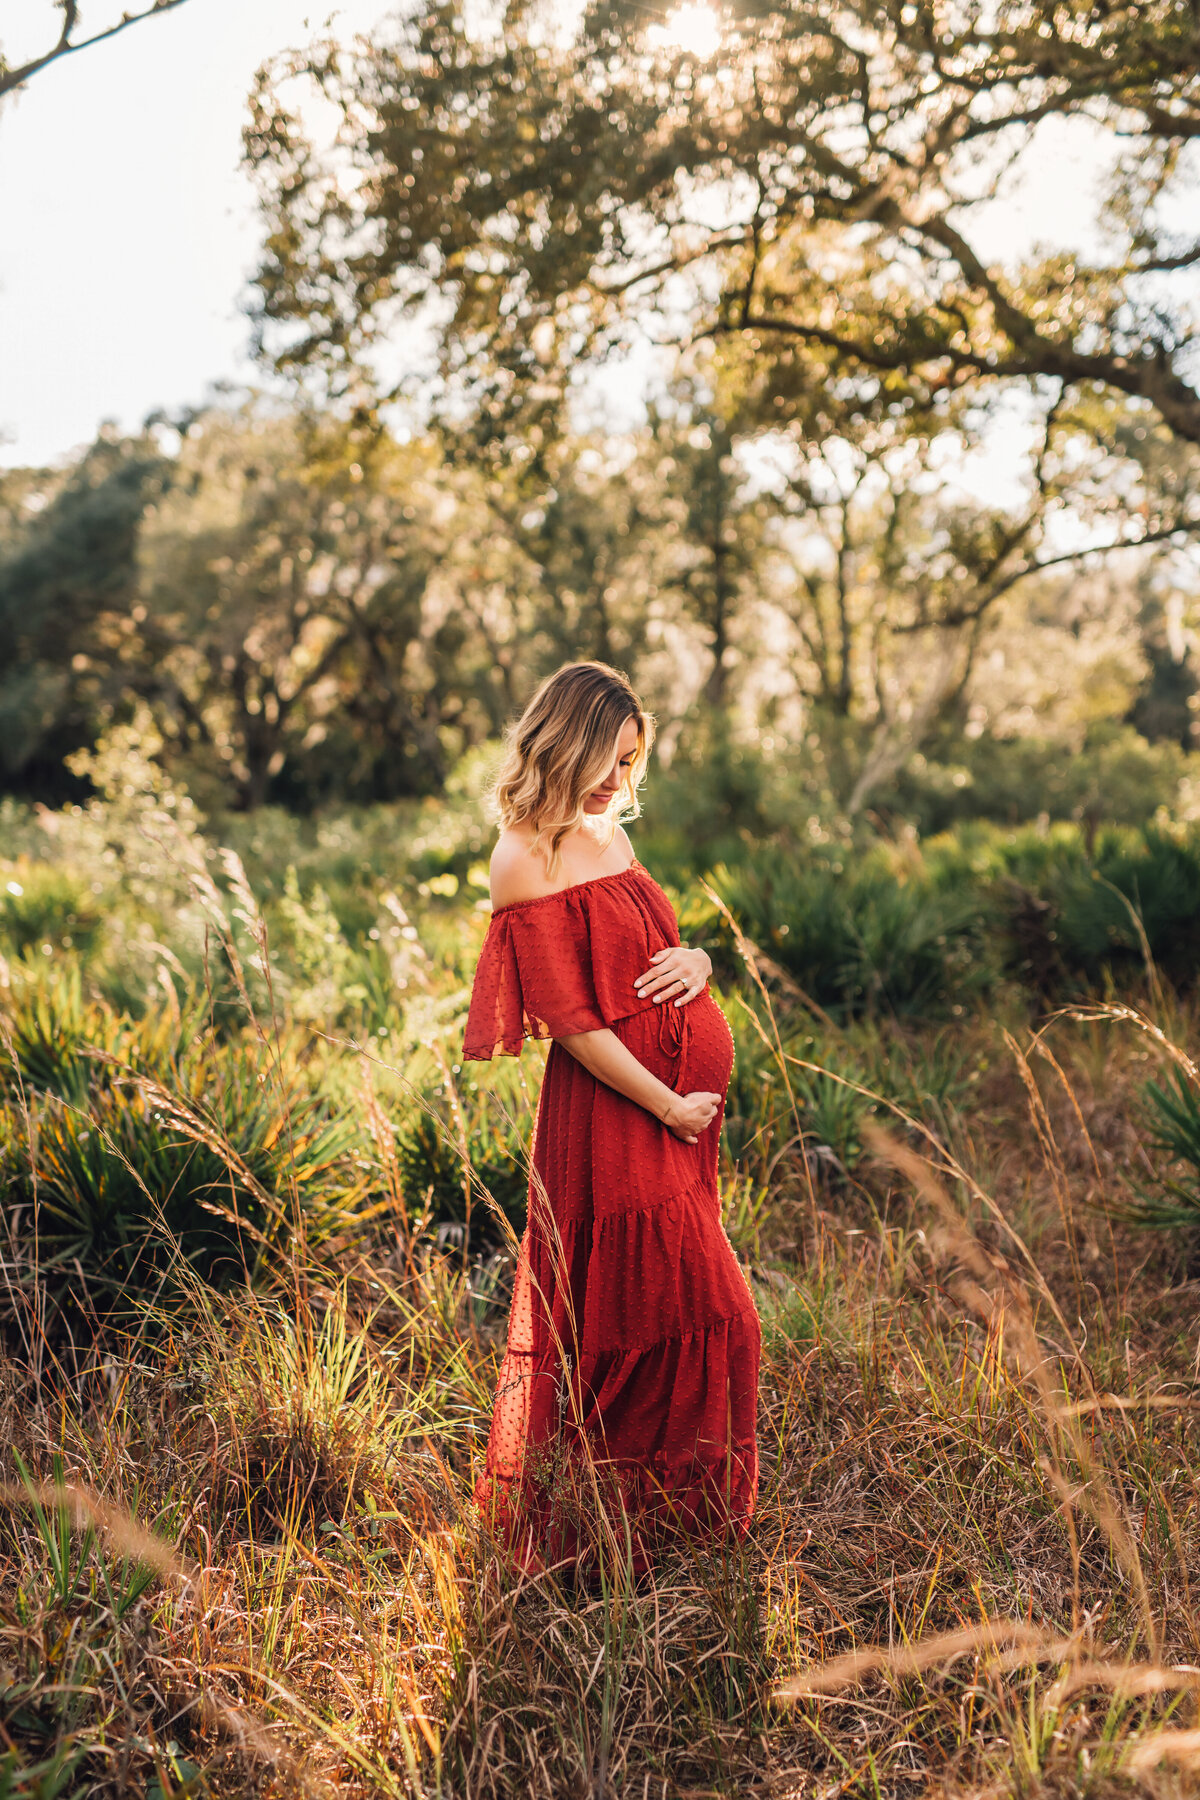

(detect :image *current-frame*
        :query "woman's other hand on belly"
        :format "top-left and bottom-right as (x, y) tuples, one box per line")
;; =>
(660, 1090), (722, 1144)
(634, 945), (712, 1007)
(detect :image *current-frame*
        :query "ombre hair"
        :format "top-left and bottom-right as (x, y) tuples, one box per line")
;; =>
(493, 662), (655, 878)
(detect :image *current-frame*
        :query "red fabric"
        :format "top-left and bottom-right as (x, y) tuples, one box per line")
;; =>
(464, 861), (761, 1574)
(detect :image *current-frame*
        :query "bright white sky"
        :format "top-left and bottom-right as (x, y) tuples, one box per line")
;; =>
(0, 0), (1112, 472)
(0, 0), (386, 468)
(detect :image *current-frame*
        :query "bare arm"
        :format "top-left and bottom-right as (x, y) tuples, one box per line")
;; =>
(555, 1027), (720, 1144)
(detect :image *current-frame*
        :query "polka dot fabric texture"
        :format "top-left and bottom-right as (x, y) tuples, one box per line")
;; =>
(463, 861), (761, 1575)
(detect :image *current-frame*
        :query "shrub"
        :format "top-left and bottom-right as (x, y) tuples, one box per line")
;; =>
(1103, 1066), (1200, 1235)
(0, 868), (105, 961)
(0, 961), (187, 1105)
(715, 999), (794, 1176)
(701, 847), (1001, 1021)
(971, 821), (1200, 993)
(1079, 827), (1200, 987)
(639, 728), (798, 881)
(792, 1061), (868, 1176)
(396, 1103), (528, 1247)
(858, 1025), (979, 1142)
(697, 823), (1200, 1014)
(877, 724), (1193, 836)
(0, 979), (378, 1338)
(185, 1291), (451, 1537)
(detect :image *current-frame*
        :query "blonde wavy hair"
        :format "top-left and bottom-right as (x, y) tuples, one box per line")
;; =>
(493, 662), (656, 878)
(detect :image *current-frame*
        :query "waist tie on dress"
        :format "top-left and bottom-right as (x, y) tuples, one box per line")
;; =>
(655, 993), (692, 1081)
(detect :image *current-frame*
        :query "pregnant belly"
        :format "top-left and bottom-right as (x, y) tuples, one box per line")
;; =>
(572, 990), (732, 1212)
(614, 990), (734, 1098)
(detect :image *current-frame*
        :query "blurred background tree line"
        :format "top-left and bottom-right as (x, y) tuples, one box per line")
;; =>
(2, 0), (1198, 859)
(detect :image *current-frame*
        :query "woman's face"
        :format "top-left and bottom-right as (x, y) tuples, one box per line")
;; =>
(582, 716), (641, 815)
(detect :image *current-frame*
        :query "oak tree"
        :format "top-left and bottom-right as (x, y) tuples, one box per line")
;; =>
(246, 0), (1200, 442)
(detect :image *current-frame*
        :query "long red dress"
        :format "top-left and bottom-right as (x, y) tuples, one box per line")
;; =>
(463, 860), (761, 1573)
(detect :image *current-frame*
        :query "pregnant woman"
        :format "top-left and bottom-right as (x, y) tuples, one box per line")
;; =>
(463, 661), (761, 1579)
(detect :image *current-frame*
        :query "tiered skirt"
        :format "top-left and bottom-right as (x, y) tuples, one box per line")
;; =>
(474, 990), (761, 1572)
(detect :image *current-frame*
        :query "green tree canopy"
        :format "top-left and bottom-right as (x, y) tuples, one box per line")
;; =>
(246, 0), (1200, 445)
(0, 436), (167, 800)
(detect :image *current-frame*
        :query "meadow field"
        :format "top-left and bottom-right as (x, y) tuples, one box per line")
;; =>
(5, 0), (1200, 1791)
(4, 742), (1200, 1799)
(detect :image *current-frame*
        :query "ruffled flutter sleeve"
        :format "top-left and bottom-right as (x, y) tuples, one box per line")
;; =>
(463, 901), (607, 1060)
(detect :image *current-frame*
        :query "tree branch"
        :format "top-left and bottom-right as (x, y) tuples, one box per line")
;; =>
(897, 520), (1200, 633)
(719, 308), (1200, 446)
(0, 0), (189, 99)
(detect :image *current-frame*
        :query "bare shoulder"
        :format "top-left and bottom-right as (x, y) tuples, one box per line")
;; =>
(489, 823), (637, 909)
(489, 829), (558, 909)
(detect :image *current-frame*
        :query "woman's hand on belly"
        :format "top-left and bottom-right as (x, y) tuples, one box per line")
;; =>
(634, 944), (713, 1007)
(661, 1090), (723, 1144)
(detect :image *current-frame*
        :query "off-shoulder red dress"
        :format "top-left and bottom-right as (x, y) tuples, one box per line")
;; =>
(463, 859), (761, 1573)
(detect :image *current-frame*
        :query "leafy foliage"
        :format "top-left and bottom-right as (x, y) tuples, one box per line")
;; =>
(965, 820), (1200, 992)
(396, 1104), (528, 1247)
(0, 759), (1200, 1795)
(1116, 1067), (1200, 1232)
(0, 439), (166, 803)
(3, 386), (1198, 824)
(0, 870), (105, 963)
(703, 846), (1000, 1020)
(248, 0), (1200, 444)
(0, 980), (378, 1334)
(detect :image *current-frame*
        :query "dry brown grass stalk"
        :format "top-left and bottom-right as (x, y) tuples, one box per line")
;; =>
(1124, 1728), (1200, 1773)
(864, 1120), (1163, 1661)
(0, 1470), (323, 1792)
(775, 1619), (1075, 1700)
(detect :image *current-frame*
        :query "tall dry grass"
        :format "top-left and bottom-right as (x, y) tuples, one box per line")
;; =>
(2, 857), (1200, 1796)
